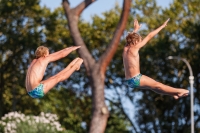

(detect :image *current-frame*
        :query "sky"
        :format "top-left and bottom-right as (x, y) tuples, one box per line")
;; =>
(40, 0), (173, 21)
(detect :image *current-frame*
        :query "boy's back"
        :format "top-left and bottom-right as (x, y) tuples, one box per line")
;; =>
(25, 57), (48, 92)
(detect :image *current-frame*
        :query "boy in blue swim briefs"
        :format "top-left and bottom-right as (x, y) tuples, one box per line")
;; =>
(25, 46), (83, 98)
(123, 19), (189, 99)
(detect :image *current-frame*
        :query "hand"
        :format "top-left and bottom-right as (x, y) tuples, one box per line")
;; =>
(162, 18), (170, 28)
(70, 46), (81, 51)
(133, 19), (142, 32)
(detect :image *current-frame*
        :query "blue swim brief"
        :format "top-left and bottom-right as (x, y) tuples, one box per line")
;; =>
(28, 84), (44, 98)
(125, 74), (142, 88)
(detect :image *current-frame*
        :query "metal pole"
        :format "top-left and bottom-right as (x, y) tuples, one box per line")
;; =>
(189, 75), (194, 133)
(167, 56), (194, 133)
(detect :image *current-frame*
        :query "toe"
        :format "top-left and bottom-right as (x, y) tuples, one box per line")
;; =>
(173, 95), (179, 99)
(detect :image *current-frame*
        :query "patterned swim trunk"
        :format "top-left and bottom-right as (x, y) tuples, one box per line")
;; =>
(125, 74), (142, 88)
(28, 84), (44, 98)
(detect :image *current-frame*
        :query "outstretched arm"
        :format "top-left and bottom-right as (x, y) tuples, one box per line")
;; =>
(46, 46), (81, 62)
(136, 18), (170, 49)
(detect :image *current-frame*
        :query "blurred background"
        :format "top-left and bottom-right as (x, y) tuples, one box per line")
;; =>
(0, 0), (200, 133)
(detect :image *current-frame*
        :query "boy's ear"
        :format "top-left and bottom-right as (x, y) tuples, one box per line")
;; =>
(135, 40), (138, 44)
(44, 54), (48, 57)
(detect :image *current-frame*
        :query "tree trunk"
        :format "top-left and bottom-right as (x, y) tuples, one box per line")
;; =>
(89, 64), (109, 133)
(62, 0), (132, 132)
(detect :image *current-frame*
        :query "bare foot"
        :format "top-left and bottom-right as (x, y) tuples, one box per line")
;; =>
(75, 58), (83, 71)
(68, 58), (80, 68)
(173, 89), (189, 99)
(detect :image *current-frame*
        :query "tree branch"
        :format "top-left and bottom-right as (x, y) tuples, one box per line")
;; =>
(62, 0), (70, 12)
(73, 0), (96, 16)
(99, 0), (132, 73)
(62, 0), (96, 74)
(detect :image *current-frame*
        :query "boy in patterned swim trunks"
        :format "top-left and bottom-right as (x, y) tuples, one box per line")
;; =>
(123, 19), (189, 99)
(26, 46), (83, 98)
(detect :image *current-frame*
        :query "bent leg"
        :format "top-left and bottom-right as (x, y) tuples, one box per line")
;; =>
(61, 57), (80, 72)
(140, 75), (189, 99)
(41, 58), (83, 94)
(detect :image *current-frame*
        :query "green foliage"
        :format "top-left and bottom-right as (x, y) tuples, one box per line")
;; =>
(0, 0), (46, 118)
(105, 105), (132, 133)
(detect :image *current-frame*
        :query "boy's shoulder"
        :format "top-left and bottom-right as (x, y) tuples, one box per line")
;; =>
(35, 57), (49, 64)
(129, 44), (140, 51)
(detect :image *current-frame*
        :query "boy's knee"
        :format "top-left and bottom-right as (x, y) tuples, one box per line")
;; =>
(154, 82), (162, 89)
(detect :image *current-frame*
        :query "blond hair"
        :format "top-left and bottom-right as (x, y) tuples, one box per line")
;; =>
(35, 46), (49, 59)
(126, 32), (142, 46)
